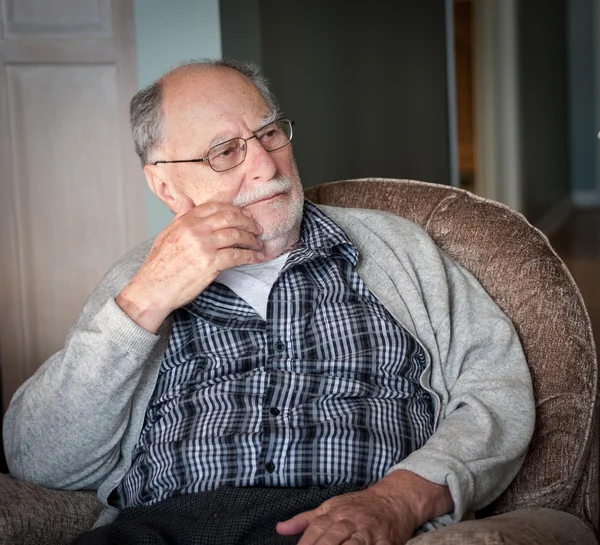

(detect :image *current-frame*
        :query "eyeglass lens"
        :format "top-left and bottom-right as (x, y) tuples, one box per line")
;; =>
(208, 119), (293, 172)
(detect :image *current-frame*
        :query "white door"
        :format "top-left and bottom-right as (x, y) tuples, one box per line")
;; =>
(0, 0), (147, 411)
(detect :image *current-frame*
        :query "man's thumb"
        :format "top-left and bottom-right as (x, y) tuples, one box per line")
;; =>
(175, 196), (195, 218)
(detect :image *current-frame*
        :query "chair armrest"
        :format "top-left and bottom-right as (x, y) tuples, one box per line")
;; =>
(407, 507), (597, 545)
(0, 473), (102, 545)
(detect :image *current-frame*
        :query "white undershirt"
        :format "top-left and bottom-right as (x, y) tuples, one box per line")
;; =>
(214, 253), (289, 320)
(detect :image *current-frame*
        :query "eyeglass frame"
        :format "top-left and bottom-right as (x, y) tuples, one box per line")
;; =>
(148, 117), (295, 172)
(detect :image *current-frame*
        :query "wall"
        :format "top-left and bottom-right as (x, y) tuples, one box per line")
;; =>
(596, 0), (600, 204)
(518, 0), (570, 225)
(223, 0), (453, 188)
(355, 1), (453, 186)
(134, 0), (222, 237)
(220, 0), (262, 65)
(259, 0), (360, 187)
(568, 0), (598, 206)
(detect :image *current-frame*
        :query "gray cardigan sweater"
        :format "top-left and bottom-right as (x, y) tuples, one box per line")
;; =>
(3, 205), (535, 528)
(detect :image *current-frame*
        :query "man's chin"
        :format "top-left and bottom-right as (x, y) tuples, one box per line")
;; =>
(259, 226), (301, 258)
(256, 208), (303, 246)
(249, 185), (304, 247)
(257, 222), (291, 243)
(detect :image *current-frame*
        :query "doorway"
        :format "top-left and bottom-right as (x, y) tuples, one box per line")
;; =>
(451, 0), (522, 212)
(453, 0), (476, 194)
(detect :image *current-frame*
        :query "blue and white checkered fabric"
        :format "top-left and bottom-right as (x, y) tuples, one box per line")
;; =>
(117, 202), (434, 507)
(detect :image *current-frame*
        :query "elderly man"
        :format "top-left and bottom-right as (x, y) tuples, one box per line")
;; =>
(3, 60), (534, 545)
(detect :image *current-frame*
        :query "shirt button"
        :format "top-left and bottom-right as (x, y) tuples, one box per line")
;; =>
(265, 460), (275, 473)
(270, 407), (280, 416)
(275, 340), (285, 352)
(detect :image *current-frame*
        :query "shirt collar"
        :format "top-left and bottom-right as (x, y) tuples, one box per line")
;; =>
(285, 200), (358, 268)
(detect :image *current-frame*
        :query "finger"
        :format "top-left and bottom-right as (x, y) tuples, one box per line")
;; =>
(345, 537), (369, 545)
(190, 201), (254, 220)
(345, 534), (372, 545)
(203, 208), (263, 236)
(276, 510), (318, 536)
(174, 195), (195, 219)
(213, 247), (265, 270)
(212, 228), (264, 251)
(302, 519), (354, 545)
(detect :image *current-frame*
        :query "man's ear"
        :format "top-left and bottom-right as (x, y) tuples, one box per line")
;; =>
(143, 164), (179, 213)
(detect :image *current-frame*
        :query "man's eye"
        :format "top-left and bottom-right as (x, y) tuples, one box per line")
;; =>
(212, 141), (241, 159)
(259, 128), (283, 142)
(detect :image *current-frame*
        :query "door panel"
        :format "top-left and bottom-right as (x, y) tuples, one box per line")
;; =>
(0, 0), (146, 411)
(3, 0), (112, 36)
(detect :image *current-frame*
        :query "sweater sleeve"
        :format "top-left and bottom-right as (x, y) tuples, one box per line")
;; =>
(2, 251), (167, 492)
(388, 251), (535, 525)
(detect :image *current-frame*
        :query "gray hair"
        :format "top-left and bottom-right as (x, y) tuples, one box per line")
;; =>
(129, 59), (280, 166)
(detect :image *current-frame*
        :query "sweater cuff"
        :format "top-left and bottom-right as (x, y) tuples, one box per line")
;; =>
(94, 298), (161, 358)
(387, 449), (474, 525)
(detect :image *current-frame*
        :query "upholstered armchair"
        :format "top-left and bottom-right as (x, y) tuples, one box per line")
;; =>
(1, 179), (597, 545)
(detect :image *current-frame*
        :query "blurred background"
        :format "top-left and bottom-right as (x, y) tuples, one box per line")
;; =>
(0, 0), (598, 470)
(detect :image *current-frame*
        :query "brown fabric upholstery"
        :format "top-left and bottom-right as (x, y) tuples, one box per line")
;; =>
(305, 178), (599, 535)
(0, 178), (596, 544)
(0, 473), (101, 544)
(407, 508), (597, 545)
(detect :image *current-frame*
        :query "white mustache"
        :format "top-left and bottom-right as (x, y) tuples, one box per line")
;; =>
(233, 176), (293, 207)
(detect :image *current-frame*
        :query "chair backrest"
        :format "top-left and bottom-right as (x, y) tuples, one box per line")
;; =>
(305, 178), (599, 533)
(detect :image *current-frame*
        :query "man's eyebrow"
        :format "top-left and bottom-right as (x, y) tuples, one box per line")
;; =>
(254, 111), (279, 130)
(208, 131), (238, 150)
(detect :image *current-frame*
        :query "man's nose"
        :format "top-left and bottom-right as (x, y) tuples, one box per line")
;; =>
(244, 137), (278, 180)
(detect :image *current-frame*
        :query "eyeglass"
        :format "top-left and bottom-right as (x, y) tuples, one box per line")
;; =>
(150, 118), (295, 172)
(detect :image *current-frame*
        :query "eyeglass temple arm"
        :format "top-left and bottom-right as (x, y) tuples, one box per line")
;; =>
(151, 158), (209, 166)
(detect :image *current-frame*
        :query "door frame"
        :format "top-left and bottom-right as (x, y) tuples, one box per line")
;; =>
(473, 0), (523, 212)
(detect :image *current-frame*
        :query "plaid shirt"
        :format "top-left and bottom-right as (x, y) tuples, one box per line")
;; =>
(118, 202), (434, 507)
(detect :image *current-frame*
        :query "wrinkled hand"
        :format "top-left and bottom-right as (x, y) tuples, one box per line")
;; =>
(276, 487), (415, 545)
(116, 198), (265, 333)
(276, 471), (453, 545)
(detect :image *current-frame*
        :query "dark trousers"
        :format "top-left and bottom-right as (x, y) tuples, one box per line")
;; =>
(72, 485), (362, 545)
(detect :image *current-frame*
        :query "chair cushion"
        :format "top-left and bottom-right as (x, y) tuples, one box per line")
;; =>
(406, 508), (597, 545)
(0, 473), (101, 545)
(305, 178), (598, 531)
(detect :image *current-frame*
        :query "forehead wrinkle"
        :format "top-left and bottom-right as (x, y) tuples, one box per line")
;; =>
(161, 67), (275, 155)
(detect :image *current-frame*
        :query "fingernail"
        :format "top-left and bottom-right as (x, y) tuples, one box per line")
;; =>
(243, 209), (252, 217)
(257, 252), (264, 260)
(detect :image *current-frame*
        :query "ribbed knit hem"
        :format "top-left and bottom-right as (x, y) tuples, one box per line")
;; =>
(95, 299), (160, 358)
(388, 449), (475, 526)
